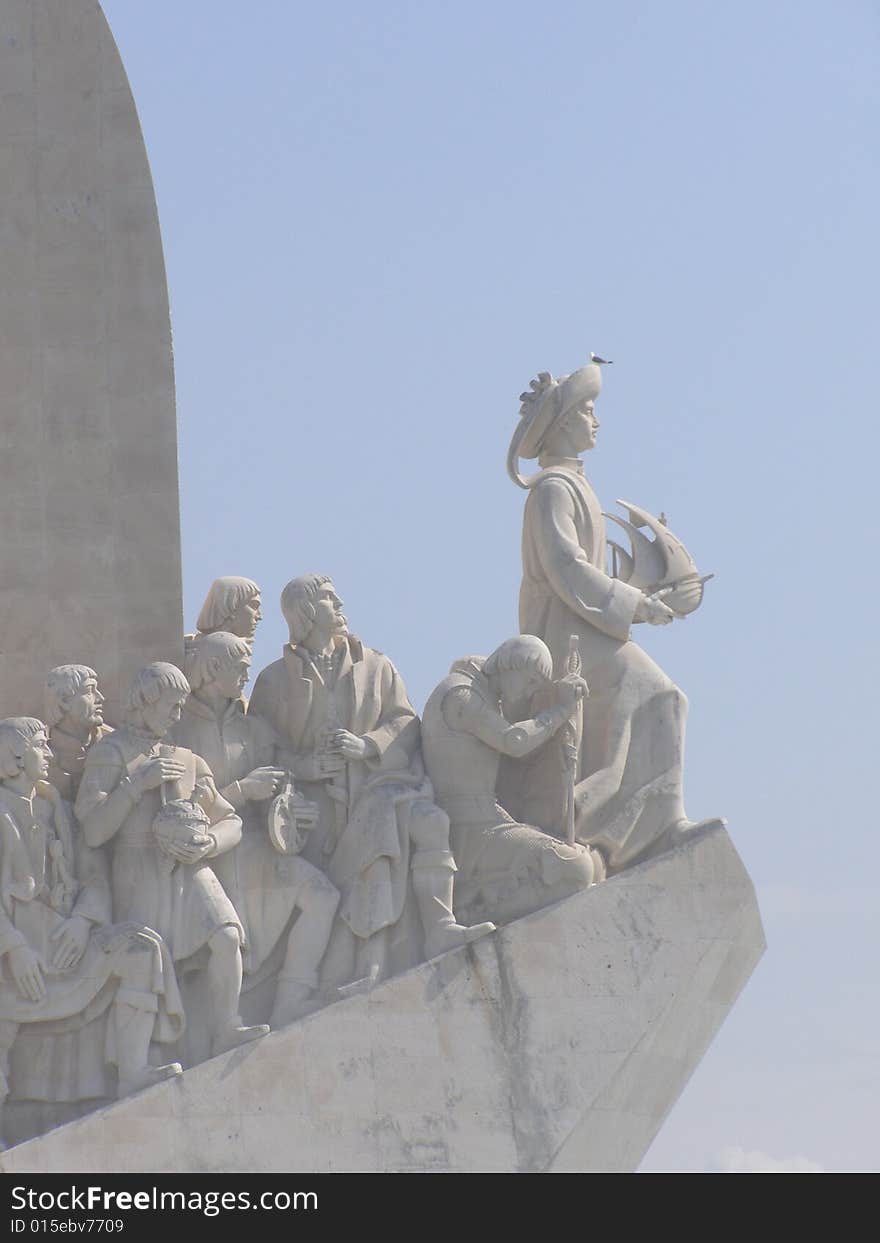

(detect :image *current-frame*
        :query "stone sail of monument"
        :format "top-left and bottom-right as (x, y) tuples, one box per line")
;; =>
(0, 0), (183, 725)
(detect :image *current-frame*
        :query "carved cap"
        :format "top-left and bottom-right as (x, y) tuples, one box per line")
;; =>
(507, 357), (605, 489)
(518, 363), (602, 460)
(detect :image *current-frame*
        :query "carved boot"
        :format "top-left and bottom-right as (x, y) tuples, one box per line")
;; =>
(270, 975), (323, 1029)
(114, 1000), (182, 1098)
(412, 850), (495, 959)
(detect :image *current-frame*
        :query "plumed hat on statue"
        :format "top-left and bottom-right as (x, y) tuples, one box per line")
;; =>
(507, 353), (609, 489)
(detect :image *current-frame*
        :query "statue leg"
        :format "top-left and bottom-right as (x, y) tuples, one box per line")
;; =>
(206, 926), (269, 1055)
(410, 801), (495, 958)
(113, 934), (182, 1097)
(271, 864), (340, 1028)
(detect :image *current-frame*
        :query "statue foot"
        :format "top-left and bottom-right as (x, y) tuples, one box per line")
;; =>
(118, 1062), (182, 1098)
(212, 1023), (269, 1057)
(270, 981), (324, 1029)
(425, 920), (496, 959)
(660, 816), (726, 853)
(626, 816), (727, 870)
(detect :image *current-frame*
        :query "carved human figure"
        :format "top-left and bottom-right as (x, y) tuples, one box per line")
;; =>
(421, 637), (599, 924)
(169, 632), (340, 1027)
(0, 718), (184, 1141)
(44, 666), (112, 802)
(194, 576), (262, 642)
(248, 575), (492, 984)
(74, 663), (268, 1057)
(507, 359), (711, 872)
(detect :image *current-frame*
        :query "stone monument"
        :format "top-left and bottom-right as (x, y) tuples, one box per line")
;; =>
(0, 1), (764, 1172)
(0, 0), (183, 727)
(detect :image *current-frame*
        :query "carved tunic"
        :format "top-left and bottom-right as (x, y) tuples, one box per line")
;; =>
(249, 637), (427, 953)
(75, 729), (244, 964)
(516, 458), (689, 870)
(47, 724), (112, 803)
(168, 697), (334, 976)
(0, 786), (183, 1099)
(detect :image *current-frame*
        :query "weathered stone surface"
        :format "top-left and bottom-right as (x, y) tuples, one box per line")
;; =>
(0, 822), (764, 1173)
(0, 0), (183, 725)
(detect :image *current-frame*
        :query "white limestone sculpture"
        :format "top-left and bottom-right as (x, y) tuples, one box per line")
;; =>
(193, 577), (263, 642)
(169, 632), (340, 1028)
(0, 0), (184, 725)
(74, 663), (268, 1058)
(506, 359), (720, 872)
(0, 718), (184, 1146)
(248, 575), (493, 986)
(421, 636), (601, 925)
(45, 666), (113, 802)
(0, 822), (766, 1175)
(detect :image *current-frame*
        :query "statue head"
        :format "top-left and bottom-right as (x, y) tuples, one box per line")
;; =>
(123, 663), (190, 738)
(0, 717), (51, 783)
(195, 576), (262, 641)
(484, 635), (554, 720)
(507, 357), (606, 489)
(45, 665), (104, 731)
(184, 632), (252, 699)
(280, 574), (348, 646)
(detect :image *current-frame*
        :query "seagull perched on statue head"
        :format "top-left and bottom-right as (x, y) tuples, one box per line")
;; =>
(590, 352), (613, 365)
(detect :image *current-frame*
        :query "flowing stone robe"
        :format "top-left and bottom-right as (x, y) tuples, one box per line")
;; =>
(0, 787), (183, 1105)
(422, 658), (594, 924)
(75, 729), (243, 964)
(248, 637), (425, 973)
(167, 697), (338, 982)
(513, 458), (689, 872)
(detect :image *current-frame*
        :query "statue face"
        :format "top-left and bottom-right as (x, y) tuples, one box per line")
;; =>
(312, 581), (347, 637)
(22, 731), (52, 782)
(215, 653), (251, 699)
(498, 668), (549, 720)
(140, 689), (186, 738)
(562, 400), (600, 452)
(64, 678), (104, 729)
(227, 594), (262, 640)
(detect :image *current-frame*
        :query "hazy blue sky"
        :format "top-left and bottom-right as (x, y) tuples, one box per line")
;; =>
(101, 0), (879, 1171)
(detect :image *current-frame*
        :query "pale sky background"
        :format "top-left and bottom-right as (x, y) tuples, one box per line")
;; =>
(101, 0), (879, 1172)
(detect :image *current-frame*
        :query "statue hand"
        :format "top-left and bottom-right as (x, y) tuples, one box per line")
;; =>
(132, 756), (187, 796)
(635, 595), (676, 625)
(555, 674), (589, 713)
(239, 767), (285, 801)
(326, 730), (368, 761)
(8, 945), (47, 1002)
(164, 834), (215, 865)
(49, 915), (91, 971)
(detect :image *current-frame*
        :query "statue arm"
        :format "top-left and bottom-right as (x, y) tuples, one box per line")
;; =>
(0, 814), (28, 957)
(443, 686), (569, 760)
(74, 746), (135, 848)
(530, 479), (642, 640)
(71, 837), (112, 926)
(360, 657), (420, 769)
